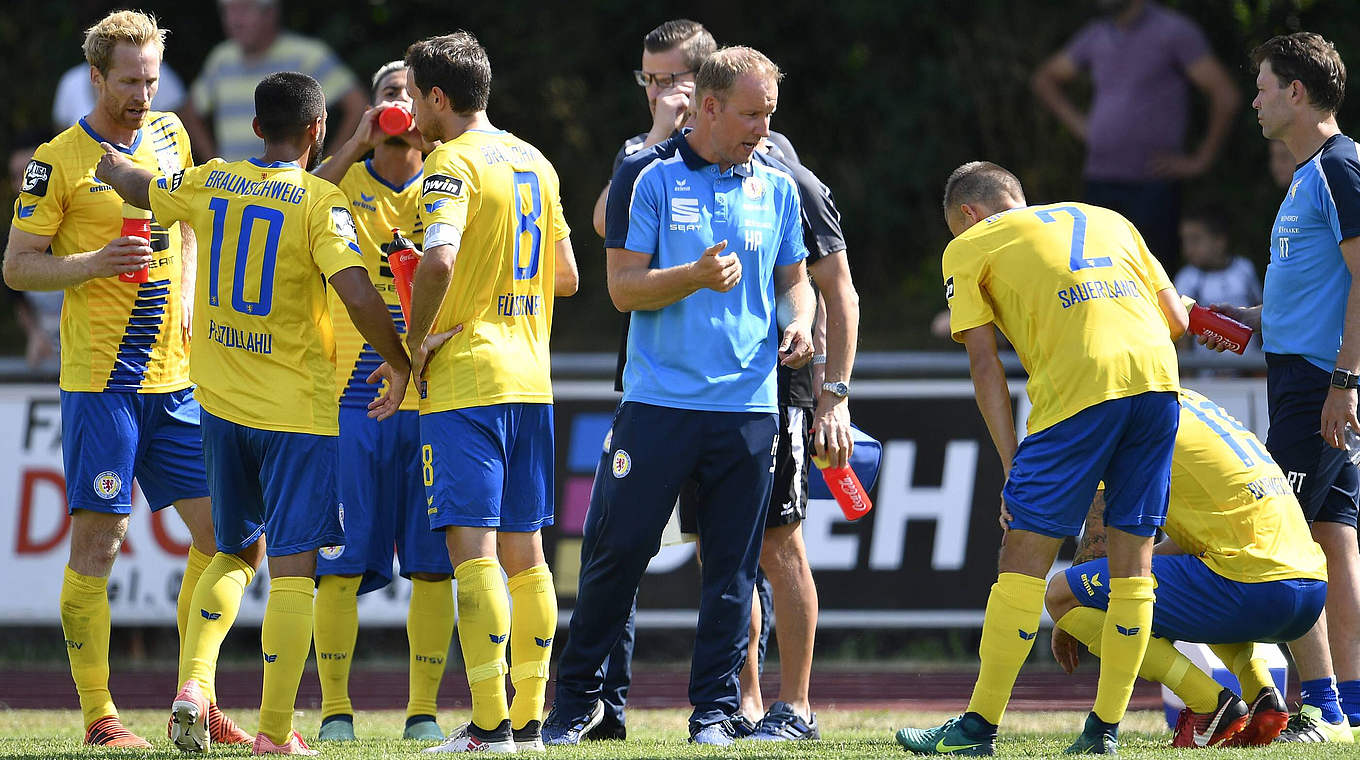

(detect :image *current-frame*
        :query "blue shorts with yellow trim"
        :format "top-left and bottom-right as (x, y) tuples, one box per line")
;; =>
(1004, 391), (1178, 538)
(421, 403), (554, 533)
(201, 410), (343, 557)
(317, 409), (452, 593)
(61, 388), (209, 514)
(1064, 555), (1326, 643)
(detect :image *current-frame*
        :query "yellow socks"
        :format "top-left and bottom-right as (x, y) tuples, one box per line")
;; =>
(179, 552), (254, 703)
(966, 572), (1047, 725)
(258, 576), (316, 745)
(455, 558), (511, 732)
(60, 567), (115, 727)
(177, 546), (213, 649)
(508, 564), (557, 730)
(314, 574), (361, 719)
(1211, 643), (1275, 698)
(1058, 606), (1219, 712)
(1093, 576), (1156, 723)
(406, 577), (454, 720)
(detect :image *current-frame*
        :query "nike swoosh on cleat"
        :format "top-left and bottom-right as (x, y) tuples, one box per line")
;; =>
(1193, 701), (1234, 746)
(936, 738), (981, 752)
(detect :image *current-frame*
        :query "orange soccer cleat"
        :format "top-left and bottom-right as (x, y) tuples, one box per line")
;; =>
(84, 715), (152, 749)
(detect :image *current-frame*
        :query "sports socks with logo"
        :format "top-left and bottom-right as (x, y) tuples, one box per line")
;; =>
(180, 552), (255, 703)
(406, 577), (454, 720)
(455, 558), (511, 732)
(177, 546), (213, 650)
(60, 567), (116, 728)
(259, 576), (316, 745)
(965, 572), (1046, 725)
(314, 574), (362, 720)
(508, 564), (557, 730)
(1093, 576), (1155, 724)
(1301, 676), (1346, 724)
(1057, 606), (1219, 713)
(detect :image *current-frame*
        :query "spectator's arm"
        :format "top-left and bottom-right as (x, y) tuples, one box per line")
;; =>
(1151, 55), (1241, 179)
(1030, 52), (1088, 141)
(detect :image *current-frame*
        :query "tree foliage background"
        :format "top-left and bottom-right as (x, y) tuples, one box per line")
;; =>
(0, 0), (1350, 352)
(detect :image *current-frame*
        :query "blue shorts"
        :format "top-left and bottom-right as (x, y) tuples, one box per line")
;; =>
(201, 411), (344, 557)
(61, 388), (209, 513)
(318, 409), (452, 593)
(1265, 354), (1360, 527)
(1065, 555), (1326, 643)
(422, 403), (555, 532)
(1004, 391), (1178, 538)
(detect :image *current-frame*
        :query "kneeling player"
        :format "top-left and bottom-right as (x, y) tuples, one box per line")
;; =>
(1046, 388), (1328, 748)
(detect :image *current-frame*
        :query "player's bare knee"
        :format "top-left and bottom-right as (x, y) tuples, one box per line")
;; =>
(173, 496), (216, 552)
(235, 535), (265, 570)
(68, 510), (129, 574)
(1044, 573), (1077, 621)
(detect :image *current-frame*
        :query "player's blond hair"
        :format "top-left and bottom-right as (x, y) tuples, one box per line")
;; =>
(695, 46), (783, 102)
(82, 10), (167, 74)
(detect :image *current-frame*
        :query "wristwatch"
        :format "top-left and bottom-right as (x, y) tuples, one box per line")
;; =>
(1331, 369), (1360, 390)
(821, 381), (850, 399)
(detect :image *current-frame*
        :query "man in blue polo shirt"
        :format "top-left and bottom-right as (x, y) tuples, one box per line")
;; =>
(546, 45), (814, 747)
(1209, 32), (1360, 743)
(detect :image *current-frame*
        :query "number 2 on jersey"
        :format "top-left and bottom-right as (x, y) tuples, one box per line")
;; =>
(512, 170), (542, 280)
(1035, 206), (1110, 272)
(207, 197), (282, 316)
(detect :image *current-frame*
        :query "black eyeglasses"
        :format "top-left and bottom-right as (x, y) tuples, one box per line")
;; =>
(633, 69), (695, 88)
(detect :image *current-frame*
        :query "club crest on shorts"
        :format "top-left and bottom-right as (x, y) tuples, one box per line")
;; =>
(611, 449), (631, 478)
(93, 471), (121, 499)
(320, 502), (346, 559)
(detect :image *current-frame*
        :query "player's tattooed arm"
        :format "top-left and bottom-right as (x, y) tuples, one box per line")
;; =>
(1072, 490), (1108, 564)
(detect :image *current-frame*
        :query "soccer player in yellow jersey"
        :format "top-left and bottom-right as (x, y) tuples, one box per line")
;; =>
(1046, 388), (1328, 748)
(307, 60), (454, 743)
(896, 162), (1189, 756)
(2, 10), (255, 749)
(97, 71), (411, 756)
(401, 31), (578, 754)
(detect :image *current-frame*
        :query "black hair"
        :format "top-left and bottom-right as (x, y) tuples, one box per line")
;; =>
(405, 31), (491, 114)
(254, 71), (325, 141)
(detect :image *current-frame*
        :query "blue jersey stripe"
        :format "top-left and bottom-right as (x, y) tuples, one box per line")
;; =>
(103, 280), (169, 391)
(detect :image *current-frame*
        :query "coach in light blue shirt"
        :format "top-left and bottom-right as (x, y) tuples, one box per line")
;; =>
(1210, 32), (1360, 739)
(545, 46), (814, 748)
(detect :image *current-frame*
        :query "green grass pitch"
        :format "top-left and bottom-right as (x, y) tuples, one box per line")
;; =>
(4, 708), (1360, 758)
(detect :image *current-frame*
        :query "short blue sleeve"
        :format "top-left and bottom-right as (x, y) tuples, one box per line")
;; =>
(1319, 141), (1360, 241)
(617, 162), (662, 255)
(604, 153), (659, 250)
(775, 177), (809, 266)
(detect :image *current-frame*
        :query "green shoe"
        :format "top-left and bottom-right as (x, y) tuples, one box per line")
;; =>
(318, 714), (356, 742)
(1065, 712), (1118, 755)
(895, 713), (996, 756)
(403, 716), (445, 741)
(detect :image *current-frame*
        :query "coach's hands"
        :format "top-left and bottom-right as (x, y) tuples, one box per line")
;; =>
(691, 241), (741, 293)
(1051, 627), (1082, 674)
(778, 320), (813, 368)
(1195, 303), (1262, 353)
(1321, 388), (1360, 451)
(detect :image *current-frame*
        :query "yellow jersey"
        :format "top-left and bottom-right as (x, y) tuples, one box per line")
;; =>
(418, 129), (570, 413)
(944, 202), (1179, 433)
(330, 160), (423, 413)
(148, 157), (365, 435)
(12, 113), (193, 393)
(1168, 389), (1327, 583)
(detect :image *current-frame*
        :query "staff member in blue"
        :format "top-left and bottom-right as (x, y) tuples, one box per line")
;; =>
(1208, 32), (1360, 743)
(546, 45), (815, 747)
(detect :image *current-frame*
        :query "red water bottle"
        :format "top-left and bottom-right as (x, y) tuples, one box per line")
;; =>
(378, 104), (413, 136)
(118, 202), (152, 283)
(1188, 304), (1253, 355)
(812, 453), (873, 521)
(386, 229), (419, 325)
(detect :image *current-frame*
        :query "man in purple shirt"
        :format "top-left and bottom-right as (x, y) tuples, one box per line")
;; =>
(1031, 0), (1239, 267)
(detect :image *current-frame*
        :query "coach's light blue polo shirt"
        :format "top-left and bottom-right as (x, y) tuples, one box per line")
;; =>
(1263, 133), (1360, 370)
(605, 133), (807, 413)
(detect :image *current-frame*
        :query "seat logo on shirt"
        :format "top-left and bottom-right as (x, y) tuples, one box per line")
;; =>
(671, 197), (700, 224)
(93, 470), (121, 500)
(22, 160), (51, 197)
